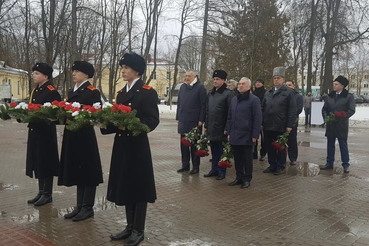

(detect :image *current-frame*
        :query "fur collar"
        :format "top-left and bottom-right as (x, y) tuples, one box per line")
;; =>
(210, 82), (227, 94)
(328, 89), (348, 98)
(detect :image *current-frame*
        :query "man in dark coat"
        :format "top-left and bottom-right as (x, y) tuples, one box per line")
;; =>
(321, 76), (355, 173)
(204, 70), (234, 180)
(101, 53), (159, 246)
(58, 61), (103, 222)
(285, 80), (303, 165)
(252, 78), (267, 161)
(226, 77), (262, 188)
(26, 63), (61, 206)
(176, 70), (207, 174)
(262, 67), (297, 175)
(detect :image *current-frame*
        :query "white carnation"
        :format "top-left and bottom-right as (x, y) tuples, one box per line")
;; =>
(93, 102), (101, 109)
(102, 102), (112, 109)
(15, 105), (21, 109)
(72, 111), (79, 117)
(43, 102), (52, 107)
(21, 104), (28, 110)
(72, 102), (81, 108)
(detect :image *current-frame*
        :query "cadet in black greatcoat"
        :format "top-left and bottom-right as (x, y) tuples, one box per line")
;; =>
(103, 53), (159, 246)
(26, 63), (61, 206)
(58, 61), (103, 222)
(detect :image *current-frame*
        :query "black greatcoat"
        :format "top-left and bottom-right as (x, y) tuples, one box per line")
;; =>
(58, 81), (103, 187)
(102, 79), (159, 205)
(26, 81), (61, 179)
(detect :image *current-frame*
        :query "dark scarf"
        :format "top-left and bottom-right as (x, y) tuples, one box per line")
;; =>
(237, 90), (250, 102)
(210, 82), (227, 94)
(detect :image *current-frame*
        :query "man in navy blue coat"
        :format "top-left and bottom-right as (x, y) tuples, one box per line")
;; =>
(176, 71), (207, 174)
(226, 77), (262, 188)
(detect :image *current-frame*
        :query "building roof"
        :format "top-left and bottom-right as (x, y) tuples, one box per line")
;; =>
(0, 61), (28, 76)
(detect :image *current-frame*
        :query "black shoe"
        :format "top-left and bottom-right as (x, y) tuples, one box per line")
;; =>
(27, 192), (42, 204)
(204, 171), (218, 177)
(64, 206), (82, 219)
(274, 169), (284, 175)
(189, 169), (199, 174)
(216, 174), (225, 180)
(290, 161), (297, 165)
(72, 206), (94, 222)
(125, 230), (144, 246)
(110, 226), (133, 240)
(228, 179), (242, 186)
(259, 156), (265, 161)
(343, 167), (350, 173)
(177, 167), (189, 172)
(241, 181), (250, 188)
(34, 195), (52, 206)
(320, 165), (333, 170)
(263, 167), (275, 173)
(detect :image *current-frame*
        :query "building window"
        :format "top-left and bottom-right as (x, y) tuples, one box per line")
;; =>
(365, 75), (369, 80)
(166, 71), (171, 80)
(351, 75), (356, 80)
(364, 84), (369, 88)
(18, 81), (20, 94)
(364, 93), (368, 95)
(351, 83), (356, 88)
(152, 72), (157, 80)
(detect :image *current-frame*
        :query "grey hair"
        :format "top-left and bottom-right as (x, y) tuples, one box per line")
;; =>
(228, 79), (238, 86)
(239, 77), (252, 87)
(186, 70), (198, 76)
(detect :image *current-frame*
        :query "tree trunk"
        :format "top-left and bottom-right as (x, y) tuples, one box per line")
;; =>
(199, 0), (209, 83)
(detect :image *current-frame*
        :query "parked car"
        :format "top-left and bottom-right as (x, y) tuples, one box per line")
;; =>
(353, 94), (364, 104)
(359, 95), (369, 103)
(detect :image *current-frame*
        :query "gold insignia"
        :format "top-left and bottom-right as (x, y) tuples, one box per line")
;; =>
(40, 88), (43, 90)
(136, 89), (139, 92)
(36, 90), (38, 92)
(33, 99), (35, 101)
(36, 64), (39, 67)
(128, 103), (131, 106)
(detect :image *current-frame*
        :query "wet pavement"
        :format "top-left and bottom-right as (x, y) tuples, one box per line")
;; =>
(1, 118), (369, 246)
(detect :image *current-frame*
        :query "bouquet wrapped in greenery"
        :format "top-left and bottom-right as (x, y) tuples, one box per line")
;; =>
(272, 131), (290, 151)
(218, 142), (234, 168)
(181, 126), (201, 146)
(325, 111), (347, 126)
(195, 133), (210, 157)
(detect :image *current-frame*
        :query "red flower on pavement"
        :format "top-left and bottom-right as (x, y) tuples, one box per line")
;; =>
(72, 107), (80, 113)
(218, 161), (233, 168)
(64, 104), (73, 111)
(334, 111), (347, 118)
(272, 142), (284, 151)
(59, 101), (66, 108)
(9, 102), (17, 108)
(195, 150), (209, 157)
(52, 100), (59, 106)
(181, 137), (192, 147)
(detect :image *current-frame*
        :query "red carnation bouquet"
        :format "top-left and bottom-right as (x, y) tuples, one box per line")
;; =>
(218, 142), (233, 168)
(181, 126), (201, 147)
(272, 131), (290, 151)
(325, 111), (347, 126)
(195, 133), (209, 157)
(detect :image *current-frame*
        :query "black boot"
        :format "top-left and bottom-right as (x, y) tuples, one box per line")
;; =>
(110, 205), (134, 240)
(27, 192), (42, 204)
(72, 206), (94, 222)
(64, 185), (83, 219)
(228, 179), (242, 186)
(34, 176), (53, 206)
(125, 230), (144, 246)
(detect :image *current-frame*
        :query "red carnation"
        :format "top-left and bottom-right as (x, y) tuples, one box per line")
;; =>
(120, 105), (132, 113)
(72, 107), (80, 113)
(272, 141), (284, 151)
(83, 105), (91, 111)
(64, 104), (73, 111)
(9, 102), (17, 108)
(51, 100), (59, 106)
(195, 150), (209, 157)
(181, 137), (192, 146)
(88, 107), (97, 113)
(59, 101), (66, 108)
(111, 103), (120, 112)
(218, 161), (233, 168)
(28, 103), (42, 111)
(334, 111), (347, 118)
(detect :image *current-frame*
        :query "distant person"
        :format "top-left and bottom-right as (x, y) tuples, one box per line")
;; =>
(176, 70), (207, 174)
(227, 79), (238, 91)
(252, 78), (267, 161)
(303, 91), (314, 126)
(321, 76), (355, 173)
(285, 80), (303, 165)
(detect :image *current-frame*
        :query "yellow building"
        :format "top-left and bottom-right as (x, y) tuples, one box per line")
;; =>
(0, 61), (29, 101)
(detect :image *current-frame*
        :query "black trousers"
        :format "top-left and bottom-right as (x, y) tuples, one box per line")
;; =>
(180, 135), (200, 169)
(253, 130), (267, 158)
(125, 202), (147, 232)
(76, 185), (96, 207)
(232, 145), (253, 182)
(38, 176), (53, 196)
(287, 125), (298, 162)
(264, 130), (287, 170)
(305, 108), (311, 125)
